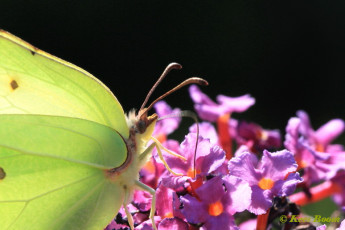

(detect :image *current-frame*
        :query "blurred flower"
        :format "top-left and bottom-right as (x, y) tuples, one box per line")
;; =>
(189, 122), (218, 144)
(316, 224), (327, 230)
(284, 111), (345, 184)
(233, 120), (281, 152)
(189, 85), (255, 122)
(153, 100), (181, 141)
(331, 171), (345, 207)
(238, 218), (257, 230)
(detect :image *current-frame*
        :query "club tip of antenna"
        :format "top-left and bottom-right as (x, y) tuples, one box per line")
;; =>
(186, 77), (209, 86)
(168, 62), (183, 70)
(199, 78), (209, 86)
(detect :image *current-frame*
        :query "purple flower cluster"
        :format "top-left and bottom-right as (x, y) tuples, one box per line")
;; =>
(106, 86), (345, 230)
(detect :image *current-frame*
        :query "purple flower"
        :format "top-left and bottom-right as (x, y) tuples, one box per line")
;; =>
(189, 85), (255, 122)
(234, 121), (281, 152)
(180, 175), (251, 230)
(228, 150), (302, 215)
(163, 133), (226, 178)
(284, 111), (345, 183)
(296, 111), (344, 150)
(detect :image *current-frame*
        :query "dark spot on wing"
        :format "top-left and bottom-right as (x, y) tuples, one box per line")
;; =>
(10, 80), (18, 90)
(0, 167), (5, 180)
(31, 50), (36, 55)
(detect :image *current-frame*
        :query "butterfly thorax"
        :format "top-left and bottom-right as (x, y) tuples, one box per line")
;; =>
(105, 110), (157, 190)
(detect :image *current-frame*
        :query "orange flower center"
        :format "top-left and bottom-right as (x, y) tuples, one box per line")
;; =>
(315, 143), (325, 152)
(258, 177), (274, 190)
(187, 167), (201, 178)
(163, 212), (174, 219)
(208, 200), (224, 216)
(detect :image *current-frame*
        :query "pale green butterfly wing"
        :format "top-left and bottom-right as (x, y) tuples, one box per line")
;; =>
(0, 114), (127, 230)
(0, 30), (128, 138)
(0, 30), (160, 230)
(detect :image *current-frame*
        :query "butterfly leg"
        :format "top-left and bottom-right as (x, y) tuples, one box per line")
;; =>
(147, 138), (185, 176)
(135, 180), (157, 230)
(123, 190), (135, 229)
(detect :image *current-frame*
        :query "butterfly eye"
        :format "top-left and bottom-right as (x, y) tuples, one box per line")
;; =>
(137, 119), (147, 134)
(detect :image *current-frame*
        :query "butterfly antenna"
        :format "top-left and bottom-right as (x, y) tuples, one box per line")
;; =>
(144, 77), (208, 116)
(140, 63), (182, 112)
(158, 111), (200, 179)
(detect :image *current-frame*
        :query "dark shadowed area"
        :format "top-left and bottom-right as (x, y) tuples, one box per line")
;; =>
(1, 0), (345, 138)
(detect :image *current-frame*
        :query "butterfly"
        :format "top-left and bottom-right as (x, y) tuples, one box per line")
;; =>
(0, 30), (207, 230)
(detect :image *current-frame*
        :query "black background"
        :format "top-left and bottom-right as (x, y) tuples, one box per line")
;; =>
(2, 0), (345, 139)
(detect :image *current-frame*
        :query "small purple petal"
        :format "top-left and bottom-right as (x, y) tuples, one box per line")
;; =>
(248, 185), (272, 215)
(196, 176), (226, 204)
(238, 218), (257, 230)
(235, 121), (281, 151)
(189, 85), (255, 122)
(216, 94), (255, 113)
(158, 218), (189, 230)
(172, 133), (225, 176)
(228, 151), (260, 185)
(105, 220), (128, 230)
(134, 216), (161, 230)
(315, 119), (345, 146)
(317, 225), (327, 230)
(161, 176), (191, 192)
(223, 175), (252, 213)
(194, 104), (226, 122)
(133, 190), (152, 212)
(189, 122), (219, 144)
(273, 172), (302, 196)
(260, 150), (298, 181)
(197, 145), (226, 175)
(180, 194), (208, 224)
(189, 84), (217, 106)
(156, 183), (175, 218)
(284, 117), (301, 152)
(233, 145), (252, 157)
(201, 214), (239, 230)
(296, 110), (314, 136)
(153, 101), (181, 136)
